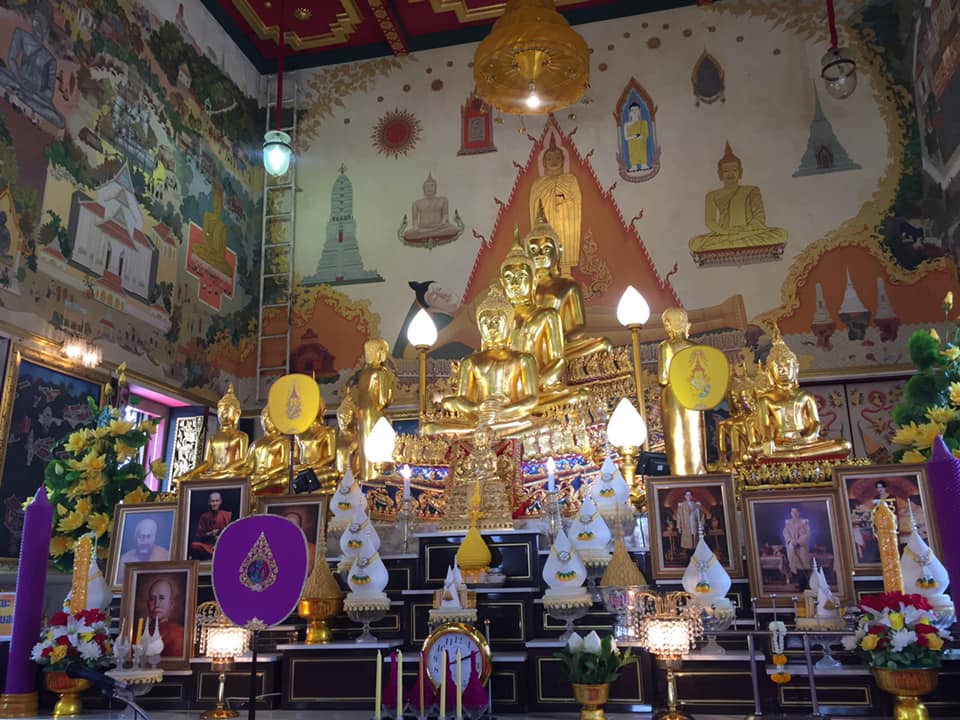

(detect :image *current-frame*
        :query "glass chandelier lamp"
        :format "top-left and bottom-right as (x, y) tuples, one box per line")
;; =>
(820, 0), (857, 100)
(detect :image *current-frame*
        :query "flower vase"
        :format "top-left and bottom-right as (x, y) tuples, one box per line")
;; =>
(872, 668), (939, 720)
(45, 671), (93, 718)
(572, 682), (611, 720)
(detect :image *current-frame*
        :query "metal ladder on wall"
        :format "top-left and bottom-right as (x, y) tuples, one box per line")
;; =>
(255, 79), (298, 400)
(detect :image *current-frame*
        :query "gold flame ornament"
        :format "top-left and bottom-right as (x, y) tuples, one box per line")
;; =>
(69, 534), (93, 613)
(267, 374), (321, 435)
(871, 497), (904, 593)
(473, 0), (589, 115)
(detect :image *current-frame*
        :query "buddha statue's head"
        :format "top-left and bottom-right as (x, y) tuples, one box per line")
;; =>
(499, 234), (536, 307)
(717, 142), (743, 187)
(766, 333), (799, 390)
(217, 383), (241, 427)
(423, 173), (437, 198)
(363, 338), (389, 366)
(662, 307), (690, 340)
(260, 406), (278, 435)
(524, 200), (562, 276)
(542, 136), (565, 176)
(337, 394), (355, 430)
(476, 285), (514, 349)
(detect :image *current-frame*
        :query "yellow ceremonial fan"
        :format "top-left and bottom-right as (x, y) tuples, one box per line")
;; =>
(668, 345), (730, 411)
(267, 374), (321, 435)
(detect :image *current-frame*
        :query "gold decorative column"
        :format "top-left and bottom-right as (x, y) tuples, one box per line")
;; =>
(872, 498), (904, 593)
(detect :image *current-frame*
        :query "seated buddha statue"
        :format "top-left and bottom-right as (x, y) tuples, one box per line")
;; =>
(749, 332), (851, 462)
(400, 174), (463, 247)
(422, 284), (540, 436)
(716, 349), (761, 469)
(499, 234), (586, 408)
(248, 407), (291, 495)
(295, 405), (340, 495)
(524, 202), (610, 361)
(0, 5), (65, 129)
(176, 384), (250, 484)
(688, 142), (787, 260)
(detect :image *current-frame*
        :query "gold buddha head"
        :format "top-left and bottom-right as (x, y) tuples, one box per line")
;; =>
(217, 383), (241, 427)
(260, 406), (278, 435)
(717, 142), (743, 186)
(524, 199), (562, 276)
(766, 332), (799, 389)
(542, 135), (566, 176)
(423, 173), (437, 197)
(662, 307), (690, 340)
(476, 285), (514, 348)
(499, 234), (536, 306)
(363, 338), (389, 366)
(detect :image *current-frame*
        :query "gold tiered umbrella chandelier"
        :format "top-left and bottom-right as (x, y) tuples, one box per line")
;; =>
(473, 0), (590, 115)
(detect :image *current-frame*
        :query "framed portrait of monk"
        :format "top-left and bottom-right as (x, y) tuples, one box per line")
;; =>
(645, 474), (743, 580)
(256, 494), (330, 577)
(120, 560), (198, 669)
(834, 464), (940, 575)
(106, 502), (177, 592)
(742, 488), (852, 604)
(174, 479), (250, 571)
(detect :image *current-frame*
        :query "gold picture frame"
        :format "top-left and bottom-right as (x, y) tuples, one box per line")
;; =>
(174, 479), (251, 572)
(106, 502), (178, 593)
(645, 473), (743, 580)
(255, 493), (331, 577)
(119, 560), (199, 669)
(741, 487), (852, 603)
(834, 463), (941, 576)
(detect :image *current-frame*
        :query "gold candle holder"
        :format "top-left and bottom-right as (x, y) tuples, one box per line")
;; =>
(299, 597), (343, 644)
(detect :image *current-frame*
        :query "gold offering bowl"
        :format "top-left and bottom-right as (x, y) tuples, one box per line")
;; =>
(299, 597), (343, 644)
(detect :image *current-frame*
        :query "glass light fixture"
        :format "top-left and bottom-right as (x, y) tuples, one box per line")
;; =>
(263, 129), (293, 177)
(196, 603), (250, 720)
(525, 83), (541, 110)
(62, 337), (102, 369)
(820, 47), (857, 100)
(364, 416), (397, 466)
(406, 308), (438, 348)
(205, 625), (248, 664)
(606, 398), (647, 450)
(616, 286), (651, 327)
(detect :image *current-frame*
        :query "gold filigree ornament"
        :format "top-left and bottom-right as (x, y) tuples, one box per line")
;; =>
(239, 532), (280, 592)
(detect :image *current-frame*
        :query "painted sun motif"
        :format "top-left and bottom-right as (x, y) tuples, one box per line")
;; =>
(371, 108), (422, 158)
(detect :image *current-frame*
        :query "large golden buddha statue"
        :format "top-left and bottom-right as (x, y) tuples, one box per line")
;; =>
(353, 338), (397, 482)
(248, 407), (291, 495)
(749, 332), (851, 462)
(688, 142), (786, 265)
(658, 308), (706, 476)
(524, 202), (610, 361)
(295, 394), (339, 494)
(177, 384), (250, 484)
(530, 136), (583, 275)
(422, 284), (540, 436)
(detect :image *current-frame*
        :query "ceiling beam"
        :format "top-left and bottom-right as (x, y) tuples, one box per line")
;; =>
(367, 0), (410, 56)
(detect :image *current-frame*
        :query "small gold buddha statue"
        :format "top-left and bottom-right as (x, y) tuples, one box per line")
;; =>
(524, 201), (610, 361)
(658, 308), (707, 476)
(749, 331), (851, 462)
(716, 349), (761, 469)
(335, 393), (359, 477)
(422, 284), (540, 436)
(248, 407), (291, 495)
(176, 383), (250, 484)
(295, 394), (340, 494)
(353, 338), (397, 483)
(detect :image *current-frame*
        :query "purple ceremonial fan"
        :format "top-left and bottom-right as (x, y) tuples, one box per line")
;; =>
(212, 514), (309, 628)
(926, 437), (960, 608)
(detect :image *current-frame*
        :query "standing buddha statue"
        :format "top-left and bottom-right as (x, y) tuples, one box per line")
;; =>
(176, 384), (250, 484)
(353, 338), (397, 483)
(529, 135), (583, 275)
(658, 308), (706, 475)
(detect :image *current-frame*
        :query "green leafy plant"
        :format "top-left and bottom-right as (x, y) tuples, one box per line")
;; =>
(554, 632), (635, 685)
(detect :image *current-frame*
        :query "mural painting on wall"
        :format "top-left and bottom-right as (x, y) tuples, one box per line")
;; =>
(614, 78), (661, 183)
(457, 90), (496, 156)
(688, 142), (787, 268)
(304, 165), (383, 286)
(398, 173), (464, 249)
(371, 108), (422, 158)
(692, 50), (725, 106)
(0, 1), (262, 397)
(793, 89), (861, 177)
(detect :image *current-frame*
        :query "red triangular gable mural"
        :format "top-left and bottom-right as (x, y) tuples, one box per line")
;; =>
(461, 116), (680, 314)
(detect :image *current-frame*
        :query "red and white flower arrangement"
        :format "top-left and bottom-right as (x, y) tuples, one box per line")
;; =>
(31, 609), (113, 672)
(842, 592), (951, 669)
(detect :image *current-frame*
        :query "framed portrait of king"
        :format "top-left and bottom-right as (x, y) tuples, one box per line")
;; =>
(174, 479), (250, 572)
(834, 464), (941, 575)
(645, 474), (743, 580)
(0, 345), (105, 561)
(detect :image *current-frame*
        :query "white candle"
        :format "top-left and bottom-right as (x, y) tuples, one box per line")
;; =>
(397, 650), (403, 714)
(439, 649), (447, 718)
(546, 457), (556, 493)
(401, 464), (412, 498)
(375, 649), (382, 720)
(456, 650), (463, 720)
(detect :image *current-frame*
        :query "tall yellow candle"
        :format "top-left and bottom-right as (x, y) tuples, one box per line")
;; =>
(397, 650), (403, 715)
(439, 650), (447, 718)
(375, 649), (382, 720)
(456, 650), (462, 720)
(135, 617), (144, 645)
(419, 651), (425, 717)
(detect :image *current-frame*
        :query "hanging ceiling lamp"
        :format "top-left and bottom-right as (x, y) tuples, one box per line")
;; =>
(820, 0), (857, 100)
(473, 0), (590, 116)
(263, 0), (293, 176)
